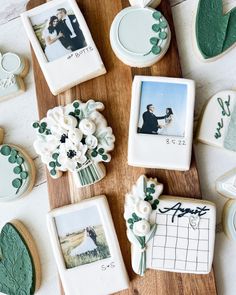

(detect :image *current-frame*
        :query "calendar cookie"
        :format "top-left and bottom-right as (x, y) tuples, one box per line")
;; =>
(197, 90), (236, 152)
(0, 51), (29, 101)
(124, 175), (216, 275)
(47, 195), (129, 295)
(128, 76), (195, 171)
(21, 0), (106, 95)
(0, 220), (41, 295)
(33, 100), (115, 188)
(0, 128), (36, 202)
(110, 1), (171, 67)
(216, 168), (236, 199)
(222, 199), (236, 240)
(195, 0), (236, 61)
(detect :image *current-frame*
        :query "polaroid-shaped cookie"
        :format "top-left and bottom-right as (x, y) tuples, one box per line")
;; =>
(197, 91), (236, 152)
(128, 76), (195, 171)
(222, 199), (236, 240)
(33, 100), (115, 188)
(124, 175), (216, 275)
(0, 128), (36, 202)
(21, 0), (106, 95)
(47, 195), (129, 295)
(0, 50), (29, 101)
(0, 220), (41, 295)
(216, 168), (236, 199)
(195, 0), (236, 61)
(110, 1), (171, 67)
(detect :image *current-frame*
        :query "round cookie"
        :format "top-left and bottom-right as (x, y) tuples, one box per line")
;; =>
(110, 7), (171, 68)
(0, 220), (41, 295)
(222, 199), (236, 240)
(0, 144), (36, 202)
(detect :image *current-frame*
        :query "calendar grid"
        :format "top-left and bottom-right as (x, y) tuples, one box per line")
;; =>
(151, 212), (210, 273)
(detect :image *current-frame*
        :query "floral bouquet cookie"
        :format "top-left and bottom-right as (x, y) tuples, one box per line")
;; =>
(33, 100), (115, 188)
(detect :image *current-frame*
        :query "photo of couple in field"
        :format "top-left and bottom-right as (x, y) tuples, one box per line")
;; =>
(30, 2), (87, 62)
(54, 205), (111, 269)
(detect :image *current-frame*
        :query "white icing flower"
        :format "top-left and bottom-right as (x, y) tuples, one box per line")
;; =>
(47, 107), (77, 131)
(34, 135), (59, 163)
(79, 119), (96, 135)
(134, 200), (152, 219)
(57, 140), (88, 172)
(85, 135), (98, 149)
(68, 128), (83, 144)
(133, 220), (151, 237)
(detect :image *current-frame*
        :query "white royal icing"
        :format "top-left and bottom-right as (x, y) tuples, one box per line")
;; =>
(33, 100), (115, 188)
(198, 90), (236, 152)
(216, 168), (236, 199)
(129, 0), (161, 8)
(110, 6), (171, 67)
(124, 175), (216, 275)
(223, 199), (236, 240)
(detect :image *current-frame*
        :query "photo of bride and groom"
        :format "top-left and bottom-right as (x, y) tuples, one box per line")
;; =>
(138, 81), (188, 137)
(31, 4), (87, 62)
(55, 206), (111, 269)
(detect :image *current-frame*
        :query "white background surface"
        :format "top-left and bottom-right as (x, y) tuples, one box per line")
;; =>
(0, 0), (236, 294)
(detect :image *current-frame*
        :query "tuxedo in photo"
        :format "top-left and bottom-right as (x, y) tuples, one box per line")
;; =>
(140, 111), (167, 134)
(57, 15), (87, 51)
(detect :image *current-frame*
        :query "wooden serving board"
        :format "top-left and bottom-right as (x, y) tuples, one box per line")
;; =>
(27, 0), (217, 294)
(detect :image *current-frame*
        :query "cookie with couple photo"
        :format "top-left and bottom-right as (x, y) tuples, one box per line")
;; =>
(41, 8), (87, 62)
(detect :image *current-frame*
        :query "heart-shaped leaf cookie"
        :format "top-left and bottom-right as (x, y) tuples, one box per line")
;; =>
(0, 222), (38, 295)
(196, 0), (236, 60)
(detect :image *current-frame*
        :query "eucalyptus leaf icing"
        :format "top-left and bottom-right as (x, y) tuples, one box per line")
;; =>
(0, 223), (36, 295)
(196, 0), (236, 59)
(33, 100), (115, 188)
(0, 144), (30, 201)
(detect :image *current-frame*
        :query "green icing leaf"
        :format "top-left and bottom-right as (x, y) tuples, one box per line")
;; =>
(0, 223), (36, 295)
(8, 156), (17, 164)
(196, 0), (236, 59)
(152, 24), (160, 32)
(32, 122), (39, 128)
(11, 149), (18, 157)
(160, 21), (167, 28)
(13, 166), (22, 174)
(151, 45), (161, 55)
(73, 102), (80, 109)
(159, 31), (167, 40)
(20, 172), (28, 180)
(12, 178), (22, 189)
(16, 157), (24, 165)
(150, 37), (158, 45)
(153, 11), (162, 20)
(98, 148), (105, 155)
(49, 161), (56, 168)
(50, 169), (57, 176)
(52, 153), (59, 160)
(102, 155), (108, 161)
(91, 151), (98, 157)
(0, 145), (11, 156)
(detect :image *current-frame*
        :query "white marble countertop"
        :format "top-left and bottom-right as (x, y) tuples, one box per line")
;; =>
(1, 0), (236, 294)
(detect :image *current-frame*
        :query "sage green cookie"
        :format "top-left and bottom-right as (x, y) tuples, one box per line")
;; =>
(0, 144), (36, 202)
(0, 220), (41, 295)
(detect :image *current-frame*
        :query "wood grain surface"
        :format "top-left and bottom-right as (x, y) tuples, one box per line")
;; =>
(27, 0), (217, 294)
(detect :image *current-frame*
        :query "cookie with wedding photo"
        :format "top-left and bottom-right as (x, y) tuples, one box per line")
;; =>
(30, 1), (87, 62)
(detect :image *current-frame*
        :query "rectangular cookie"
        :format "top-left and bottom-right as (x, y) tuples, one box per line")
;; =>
(47, 195), (129, 295)
(21, 0), (106, 95)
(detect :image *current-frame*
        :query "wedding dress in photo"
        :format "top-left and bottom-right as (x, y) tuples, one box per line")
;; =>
(42, 29), (71, 62)
(70, 231), (97, 257)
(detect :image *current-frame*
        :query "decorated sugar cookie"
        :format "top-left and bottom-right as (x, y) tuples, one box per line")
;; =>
(195, 0), (236, 61)
(110, 0), (171, 67)
(216, 168), (236, 199)
(222, 200), (236, 240)
(197, 91), (236, 152)
(33, 100), (115, 188)
(124, 175), (216, 275)
(0, 220), (41, 295)
(0, 50), (29, 101)
(47, 196), (129, 295)
(0, 128), (36, 202)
